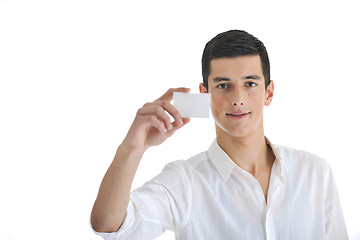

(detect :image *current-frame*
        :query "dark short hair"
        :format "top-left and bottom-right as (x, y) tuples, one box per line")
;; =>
(201, 30), (270, 90)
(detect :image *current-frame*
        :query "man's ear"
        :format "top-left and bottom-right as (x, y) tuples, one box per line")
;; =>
(199, 83), (208, 93)
(265, 80), (274, 106)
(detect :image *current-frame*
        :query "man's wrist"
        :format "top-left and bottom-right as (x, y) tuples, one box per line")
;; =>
(117, 143), (147, 159)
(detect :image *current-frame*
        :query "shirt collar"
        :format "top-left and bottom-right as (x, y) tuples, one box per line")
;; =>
(207, 137), (288, 182)
(264, 136), (288, 177)
(207, 140), (236, 182)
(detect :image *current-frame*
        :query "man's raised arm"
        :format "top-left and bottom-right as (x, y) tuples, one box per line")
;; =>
(90, 88), (190, 233)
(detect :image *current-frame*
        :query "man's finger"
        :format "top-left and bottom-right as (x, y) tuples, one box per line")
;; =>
(165, 118), (190, 137)
(157, 87), (190, 101)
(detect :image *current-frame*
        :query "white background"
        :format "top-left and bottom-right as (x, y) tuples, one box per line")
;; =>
(1, 0), (359, 239)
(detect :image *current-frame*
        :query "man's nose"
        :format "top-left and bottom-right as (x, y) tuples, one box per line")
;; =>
(231, 85), (245, 106)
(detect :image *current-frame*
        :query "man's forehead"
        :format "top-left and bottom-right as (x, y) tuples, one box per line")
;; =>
(209, 55), (263, 77)
(210, 55), (261, 64)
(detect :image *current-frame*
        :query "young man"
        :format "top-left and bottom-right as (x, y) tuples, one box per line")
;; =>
(91, 30), (348, 239)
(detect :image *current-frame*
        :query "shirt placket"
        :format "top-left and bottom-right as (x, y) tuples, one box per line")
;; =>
(264, 161), (285, 240)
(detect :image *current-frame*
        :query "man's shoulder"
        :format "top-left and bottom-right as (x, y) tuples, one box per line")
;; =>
(143, 151), (210, 190)
(164, 151), (209, 171)
(158, 149), (215, 183)
(273, 144), (331, 171)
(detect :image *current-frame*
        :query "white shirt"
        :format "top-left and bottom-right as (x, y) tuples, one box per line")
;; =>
(93, 139), (348, 240)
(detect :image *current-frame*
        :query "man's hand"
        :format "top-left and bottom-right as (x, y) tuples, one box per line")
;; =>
(121, 87), (191, 153)
(91, 87), (191, 233)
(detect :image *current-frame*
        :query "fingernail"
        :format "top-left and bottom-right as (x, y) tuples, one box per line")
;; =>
(167, 124), (173, 130)
(178, 119), (183, 125)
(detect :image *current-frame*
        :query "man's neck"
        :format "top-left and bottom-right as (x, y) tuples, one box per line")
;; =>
(216, 129), (273, 176)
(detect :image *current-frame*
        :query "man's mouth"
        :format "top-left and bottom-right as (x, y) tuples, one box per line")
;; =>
(226, 112), (250, 118)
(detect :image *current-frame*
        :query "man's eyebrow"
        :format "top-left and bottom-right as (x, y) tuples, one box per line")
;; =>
(212, 75), (261, 83)
(213, 77), (231, 82)
(243, 75), (261, 80)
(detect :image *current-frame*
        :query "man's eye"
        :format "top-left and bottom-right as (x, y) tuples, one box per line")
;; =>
(246, 82), (257, 87)
(217, 83), (228, 89)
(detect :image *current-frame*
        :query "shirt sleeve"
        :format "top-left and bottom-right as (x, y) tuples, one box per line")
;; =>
(92, 160), (192, 240)
(324, 165), (348, 240)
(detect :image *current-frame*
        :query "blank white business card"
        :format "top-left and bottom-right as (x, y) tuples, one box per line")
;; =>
(173, 92), (211, 118)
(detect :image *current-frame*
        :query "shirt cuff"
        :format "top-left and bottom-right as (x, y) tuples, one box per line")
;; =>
(90, 200), (136, 240)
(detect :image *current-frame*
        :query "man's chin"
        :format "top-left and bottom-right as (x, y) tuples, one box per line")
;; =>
(215, 124), (249, 138)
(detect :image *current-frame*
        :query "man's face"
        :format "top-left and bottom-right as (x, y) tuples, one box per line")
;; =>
(200, 55), (274, 139)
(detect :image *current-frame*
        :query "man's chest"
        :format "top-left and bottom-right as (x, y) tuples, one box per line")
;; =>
(178, 174), (326, 240)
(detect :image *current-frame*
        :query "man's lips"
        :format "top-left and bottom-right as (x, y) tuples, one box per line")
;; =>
(226, 112), (250, 116)
(226, 112), (251, 118)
